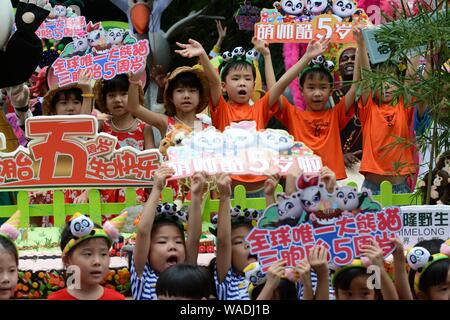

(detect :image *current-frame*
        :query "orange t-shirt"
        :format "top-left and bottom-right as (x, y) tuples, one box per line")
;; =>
(275, 96), (352, 180)
(209, 93), (279, 186)
(47, 287), (125, 300)
(358, 95), (416, 176)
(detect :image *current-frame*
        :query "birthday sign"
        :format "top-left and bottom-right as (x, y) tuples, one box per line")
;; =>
(246, 207), (402, 272)
(36, 16), (86, 40)
(164, 122), (322, 179)
(51, 21), (149, 87)
(0, 116), (162, 190)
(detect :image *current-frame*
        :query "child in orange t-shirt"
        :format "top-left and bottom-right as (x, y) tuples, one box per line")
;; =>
(274, 29), (362, 180)
(175, 38), (331, 195)
(357, 27), (427, 194)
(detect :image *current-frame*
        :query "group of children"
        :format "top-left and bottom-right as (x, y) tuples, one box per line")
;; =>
(0, 18), (443, 300)
(1, 166), (449, 300)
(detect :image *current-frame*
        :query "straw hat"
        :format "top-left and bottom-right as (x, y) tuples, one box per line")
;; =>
(93, 76), (145, 113)
(42, 83), (85, 115)
(163, 65), (210, 116)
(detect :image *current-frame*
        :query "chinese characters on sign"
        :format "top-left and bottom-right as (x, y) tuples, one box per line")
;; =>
(0, 116), (162, 190)
(246, 207), (402, 272)
(36, 16), (87, 40)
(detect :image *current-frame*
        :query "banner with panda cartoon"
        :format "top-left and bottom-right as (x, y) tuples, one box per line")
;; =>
(163, 121), (323, 180)
(255, 0), (371, 43)
(245, 173), (403, 272)
(49, 21), (149, 87)
(35, 4), (86, 40)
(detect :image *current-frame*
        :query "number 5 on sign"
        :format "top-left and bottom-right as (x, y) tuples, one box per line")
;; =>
(315, 16), (333, 39)
(313, 15), (355, 43)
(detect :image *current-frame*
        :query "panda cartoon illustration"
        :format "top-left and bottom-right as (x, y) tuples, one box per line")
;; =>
(222, 51), (233, 61)
(69, 214), (94, 238)
(72, 33), (89, 56)
(311, 55), (325, 65)
(306, 0), (331, 16)
(332, 186), (359, 213)
(406, 247), (432, 272)
(246, 49), (260, 61)
(276, 192), (306, 225)
(231, 47), (246, 58)
(183, 129), (224, 156)
(157, 202), (178, 216)
(332, 0), (358, 21)
(274, 0), (306, 17)
(258, 129), (294, 152)
(106, 28), (128, 46)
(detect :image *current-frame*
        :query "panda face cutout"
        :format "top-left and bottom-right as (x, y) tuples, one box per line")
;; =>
(231, 47), (246, 58)
(323, 60), (335, 71)
(106, 28), (126, 45)
(244, 262), (266, 286)
(281, 0), (305, 15)
(300, 185), (326, 212)
(189, 131), (224, 152)
(312, 55), (325, 65)
(70, 215), (94, 238)
(222, 51), (233, 61)
(246, 49), (260, 61)
(224, 128), (256, 150)
(306, 0), (329, 14)
(258, 130), (294, 152)
(333, 186), (359, 211)
(332, 0), (356, 18)
(73, 35), (89, 53)
(54, 5), (67, 17)
(276, 192), (303, 222)
(406, 247), (432, 271)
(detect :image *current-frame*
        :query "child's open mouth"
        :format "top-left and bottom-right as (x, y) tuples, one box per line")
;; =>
(166, 255), (178, 266)
(248, 254), (257, 262)
(238, 90), (247, 96)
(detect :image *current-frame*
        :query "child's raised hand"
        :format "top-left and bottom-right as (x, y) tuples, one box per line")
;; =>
(215, 19), (227, 42)
(77, 69), (93, 93)
(252, 36), (270, 56)
(296, 259), (311, 283)
(390, 238), (405, 262)
(153, 165), (175, 191)
(308, 245), (329, 274)
(264, 173), (280, 197)
(216, 173), (232, 198)
(266, 260), (286, 289)
(150, 64), (168, 89)
(305, 37), (330, 60)
(73, 191), (89, 204)
(175, 39), (206, 59)
(352, 25), (365, 45)
(360, 239), (384, 267)
(320, 166), (337, 193)
(190, 171), (207, 197)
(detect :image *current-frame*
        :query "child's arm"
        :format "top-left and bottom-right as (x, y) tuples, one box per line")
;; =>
(268, 38), (330, 109)
(264, 173), (280, 206)
(355, 26), (371, 106)
(252, 37), (276, 90)
(209, 20), (227, 58)
(133, 165), (175, 277)
(128, 72), (168, 135)
(406, 55), (427, 119)
(320, 166), (337, 193)
(390, 238), (413, 300)
(185, 172), (207, 265)
(143, 124), (156, 149)
(175, 39), (222, 108)
(361, 239), (399, 300)
(308, 245), (330, 300)
(285, 166), (303, 196)
(256, 260), (286, 300)
(297, 260), (314, 300)
(78, 69), (94, 115)
(215, 173), (233, 283)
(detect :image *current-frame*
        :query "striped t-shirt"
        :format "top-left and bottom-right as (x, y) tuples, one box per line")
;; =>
(130, 259), (158, 300)
(298, 271), (335, 300)
(214, 265), (250, 300)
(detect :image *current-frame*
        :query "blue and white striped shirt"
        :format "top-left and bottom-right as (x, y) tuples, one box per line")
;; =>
(130, 259), (158, 300)
(214, 265), (250, 300)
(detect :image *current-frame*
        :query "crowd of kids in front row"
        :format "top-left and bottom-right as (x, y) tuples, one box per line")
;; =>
(1, 22), (447, 300)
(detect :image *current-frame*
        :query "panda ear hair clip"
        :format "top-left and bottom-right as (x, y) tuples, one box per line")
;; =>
(311, 54), (335, 72)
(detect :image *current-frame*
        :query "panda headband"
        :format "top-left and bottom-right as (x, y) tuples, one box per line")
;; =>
(209, 205), (262, 236)
(300, 55), (335, 84)
(63, 212), (127, 255)
(331, 258), (369, 288)
(154, 202), (189, 232)
(219, 47), (260, 80)
(407, 240), (450, 294)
